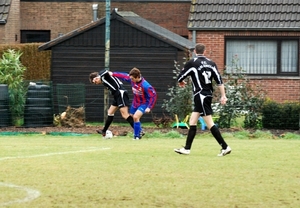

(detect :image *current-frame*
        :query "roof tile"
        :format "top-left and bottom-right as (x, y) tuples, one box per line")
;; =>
(189, 0), (300, 30)
(0, 0), (10, 24)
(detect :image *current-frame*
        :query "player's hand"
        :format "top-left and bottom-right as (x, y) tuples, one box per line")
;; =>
(145, 108), (151, 113)
(220, 96), (227, 105)
(178, 81), (186, 88)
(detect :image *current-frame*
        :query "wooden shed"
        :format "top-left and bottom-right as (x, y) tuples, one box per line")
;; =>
(38, 9), (195, 123)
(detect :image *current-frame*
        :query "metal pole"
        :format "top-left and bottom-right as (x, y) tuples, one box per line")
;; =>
(103, 0), (110, 123)
(92, 4), (98, 22)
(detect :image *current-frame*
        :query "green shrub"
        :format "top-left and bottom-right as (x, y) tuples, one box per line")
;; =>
(162, 58), (193, 122)
(216, 55), (266, 128)
(0, 49), (27, 125)
(262, 100), (300, 130)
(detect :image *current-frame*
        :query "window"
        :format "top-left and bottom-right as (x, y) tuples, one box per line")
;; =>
(21, 30), (50, 43)
(225, 38), (299, 76)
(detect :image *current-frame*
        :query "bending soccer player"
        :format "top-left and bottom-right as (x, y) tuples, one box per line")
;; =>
(110, 67), (157, 140)
(89, 70), (134, 137)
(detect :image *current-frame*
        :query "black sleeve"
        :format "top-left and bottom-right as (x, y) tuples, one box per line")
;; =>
(99, 69), (108, 77)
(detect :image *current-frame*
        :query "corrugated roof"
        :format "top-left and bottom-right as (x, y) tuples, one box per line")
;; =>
(39, 9), (195, 51)
(0, 0), (10, 24)
(188, 0), (300, 30)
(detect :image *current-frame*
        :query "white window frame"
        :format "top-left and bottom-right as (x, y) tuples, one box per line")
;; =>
(225, 38), (299, 76)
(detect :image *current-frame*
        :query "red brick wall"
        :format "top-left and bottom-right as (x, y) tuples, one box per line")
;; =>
(191, 31), (300, 103)
(20, 2), (103, 40)
(111, 2), (190, 36)
(1, 0), (20, 43)
(0, 27), (4, 43)
(248, 79), (300, 103)
(19, 2), (189, 41)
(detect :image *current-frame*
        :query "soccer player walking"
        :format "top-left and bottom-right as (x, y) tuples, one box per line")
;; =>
(110, 67), (157, 140)
(89, 70), (134, 137)
(174, 43), (231, 156)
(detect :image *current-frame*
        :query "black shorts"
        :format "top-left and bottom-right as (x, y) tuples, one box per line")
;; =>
(112, 90), (130, 108)
(193, 93), (213, 116)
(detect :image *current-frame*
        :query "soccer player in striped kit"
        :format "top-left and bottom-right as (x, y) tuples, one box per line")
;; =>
(174, 43), (231, 156)
(89, 70), (134, 137)
(110, 67), (157, 140)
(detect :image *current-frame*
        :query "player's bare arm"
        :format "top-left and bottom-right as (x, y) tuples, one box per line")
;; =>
(218, 84), (227, 105)
(178, 81), (186, 88)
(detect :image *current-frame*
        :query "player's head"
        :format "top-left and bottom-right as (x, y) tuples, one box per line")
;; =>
(194, 43), (205, 55)
(89, 72), (101, 84)
(129, 67), (141, 82)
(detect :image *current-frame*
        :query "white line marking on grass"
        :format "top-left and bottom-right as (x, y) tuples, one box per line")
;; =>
(0, 147), (110, 206)
(0, 147), (111, 161)
(0, 182), (41, 206)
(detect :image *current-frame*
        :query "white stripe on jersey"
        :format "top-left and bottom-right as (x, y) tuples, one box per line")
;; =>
(102, 77), (117, 90)
(178, 67), (203, 92)
(102, 76), (122, 91)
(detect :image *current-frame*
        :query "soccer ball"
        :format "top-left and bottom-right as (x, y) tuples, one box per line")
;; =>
(104, 130), (113, 139)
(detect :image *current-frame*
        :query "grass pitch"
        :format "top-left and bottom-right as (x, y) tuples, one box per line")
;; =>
(0, 132), (299, 208)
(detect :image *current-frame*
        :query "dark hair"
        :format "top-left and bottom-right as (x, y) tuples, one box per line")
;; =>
(89, 72), (99, 83)
(129, 67), (141, 78)
(195, 43), (205, 54)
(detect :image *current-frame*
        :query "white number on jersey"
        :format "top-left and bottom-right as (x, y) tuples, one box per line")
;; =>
(202, 71), (212, 84)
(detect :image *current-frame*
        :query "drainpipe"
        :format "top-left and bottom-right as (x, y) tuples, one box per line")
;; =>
(92, 4), (98, 22)
(191, 30), (196, 58)
(192, 30), (196, 43)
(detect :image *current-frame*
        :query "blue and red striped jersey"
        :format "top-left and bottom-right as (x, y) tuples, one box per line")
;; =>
(112, 72), (157, 109)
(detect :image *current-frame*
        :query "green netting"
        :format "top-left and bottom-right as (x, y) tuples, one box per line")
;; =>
(0, 132), (88, 136)
(0, 132), (40, 135)
(56, 83), (85, 113)
(48, 132), (89, 136)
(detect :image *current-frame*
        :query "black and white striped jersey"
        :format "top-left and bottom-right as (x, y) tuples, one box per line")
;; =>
(177, 55), (223, 96)
(99, 69), (126, 95)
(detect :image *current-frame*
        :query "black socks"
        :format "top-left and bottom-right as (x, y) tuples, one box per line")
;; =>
(103, 115), (114, 132)
(210, 125), (227, 149)
(126, 116), (134, 128)
(185, 125), (197, 150)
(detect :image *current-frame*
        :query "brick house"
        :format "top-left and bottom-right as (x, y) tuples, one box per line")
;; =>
(187, 0), (300, 103)
(0, 0), (299, 103)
